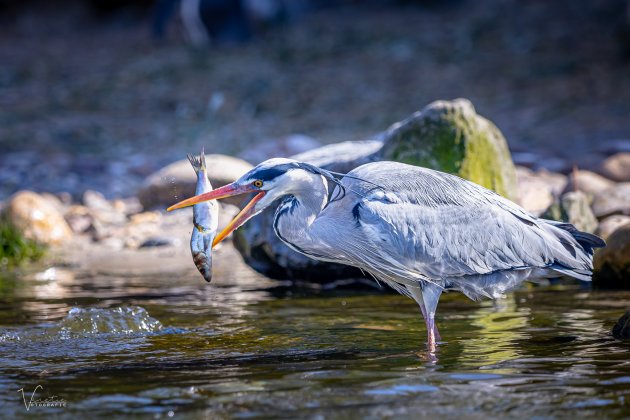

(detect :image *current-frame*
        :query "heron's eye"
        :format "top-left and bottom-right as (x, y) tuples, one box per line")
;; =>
(253, 180), (263, 188)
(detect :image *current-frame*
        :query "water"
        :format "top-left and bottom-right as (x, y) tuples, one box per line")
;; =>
(1, 254), (630, 418)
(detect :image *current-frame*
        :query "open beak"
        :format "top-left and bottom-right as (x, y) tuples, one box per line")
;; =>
(211, 191), (265, 247)
(167, 182), (265, 248)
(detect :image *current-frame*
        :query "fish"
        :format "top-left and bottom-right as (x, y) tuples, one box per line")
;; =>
(187, 148), (219, 282)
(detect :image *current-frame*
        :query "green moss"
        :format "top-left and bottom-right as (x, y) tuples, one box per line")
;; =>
(380, 99), (518, 201)
(0, 216), (46, 269)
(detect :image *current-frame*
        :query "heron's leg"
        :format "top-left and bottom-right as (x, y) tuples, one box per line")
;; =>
(421, 283), (442, 353)
(405, 284), (442, 345)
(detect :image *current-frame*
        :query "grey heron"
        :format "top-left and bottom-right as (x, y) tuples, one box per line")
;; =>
(168, 158), (605, 353)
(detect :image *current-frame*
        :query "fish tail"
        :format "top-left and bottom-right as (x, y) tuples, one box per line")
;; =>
(187, 147), (207, 174)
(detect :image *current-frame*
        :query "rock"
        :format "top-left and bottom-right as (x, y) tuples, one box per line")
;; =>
(594, 223), (630, 288)
(597, 215), (630, 241)
(235, 99), (521, 281)
(613, 310), (630, 339)
(138, 154), (253, 209)
(564, 170), (615, 195)
(3, 191), (73, 245)
(64, 205), (95, 234)
(379, 98), (518, 201)
(516, 167), (567, 216)
(541, 191), (598, 234)
(112, 197), (143, 216)
(599, 153), (630, 182)
(83, 190), (126, 225)
(592, 183), (630, 218)
(238, 134), (322, 165)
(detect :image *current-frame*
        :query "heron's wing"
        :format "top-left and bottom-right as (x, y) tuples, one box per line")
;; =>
(355, 197), (551, 279)
(339, 162), (587, 281)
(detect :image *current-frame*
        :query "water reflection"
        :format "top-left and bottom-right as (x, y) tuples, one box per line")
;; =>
(1, 262), (630, 418)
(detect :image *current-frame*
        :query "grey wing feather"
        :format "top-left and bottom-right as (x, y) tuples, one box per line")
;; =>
(327, 161), (601, 293)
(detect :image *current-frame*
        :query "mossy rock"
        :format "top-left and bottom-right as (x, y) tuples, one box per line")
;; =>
(379, 98), (518, 201)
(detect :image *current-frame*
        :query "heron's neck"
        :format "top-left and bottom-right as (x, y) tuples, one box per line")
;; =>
(273, 178), (330, 257)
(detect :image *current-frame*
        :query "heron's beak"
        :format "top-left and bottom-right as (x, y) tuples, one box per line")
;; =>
(166, 182), (265, 248)
(211, 191), (265, 247)
(167, 182), (253, 211)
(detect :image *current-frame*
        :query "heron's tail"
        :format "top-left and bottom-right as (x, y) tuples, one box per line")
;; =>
(541, 219), (606, 281)
(187, 147), (206, 174)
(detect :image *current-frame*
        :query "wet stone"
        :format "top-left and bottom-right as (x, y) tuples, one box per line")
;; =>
(612, 310), (630, 339)
(594, 222), (630, 288)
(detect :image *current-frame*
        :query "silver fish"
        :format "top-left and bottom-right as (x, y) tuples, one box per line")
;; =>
(187, 148), (218, 282)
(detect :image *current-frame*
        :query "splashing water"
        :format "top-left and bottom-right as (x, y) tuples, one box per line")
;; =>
(56, 306), (163, 338)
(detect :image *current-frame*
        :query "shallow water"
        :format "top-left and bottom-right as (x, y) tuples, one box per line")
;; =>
(1, 259), (630, 418)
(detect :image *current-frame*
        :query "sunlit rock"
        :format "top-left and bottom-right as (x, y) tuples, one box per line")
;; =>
(564, 170), (615, 196)
(592, 183), (630, 218)
(516, 166), (567, 216)
(380, 98), (518, 201)
(3, 190), (73, 245)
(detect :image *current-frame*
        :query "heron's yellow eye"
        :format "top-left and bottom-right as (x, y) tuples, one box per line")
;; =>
(254, 180), (263, 188)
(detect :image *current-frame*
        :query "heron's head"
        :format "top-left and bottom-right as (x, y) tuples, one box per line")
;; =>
(167, 158), (332, 247)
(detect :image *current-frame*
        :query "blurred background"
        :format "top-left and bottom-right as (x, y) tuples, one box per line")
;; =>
(1, 0), (629, 201)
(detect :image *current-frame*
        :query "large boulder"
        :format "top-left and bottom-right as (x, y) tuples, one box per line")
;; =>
(234, 99), (519, 281)
(594, 223), (630, 289)
(138, 154), (253, 209)
(379, 99), (518, 201)
(3, 191), (73, 245)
